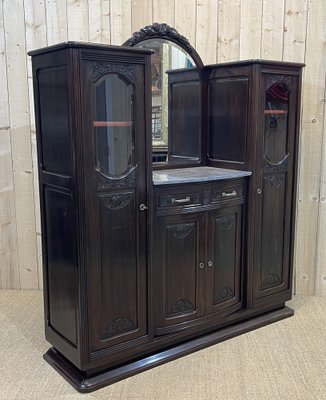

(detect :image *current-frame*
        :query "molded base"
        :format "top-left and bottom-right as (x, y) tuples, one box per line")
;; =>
(44, 306), (294, 393)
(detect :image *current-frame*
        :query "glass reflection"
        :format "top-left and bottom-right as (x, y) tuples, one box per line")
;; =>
(94, 74), (134, 177)
(264, 81), (290, 164)
(135, 39), (196, 161)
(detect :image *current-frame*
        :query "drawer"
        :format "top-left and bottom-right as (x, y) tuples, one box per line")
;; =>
(157, 188), (202, 210)
(204, 182), (244, 205)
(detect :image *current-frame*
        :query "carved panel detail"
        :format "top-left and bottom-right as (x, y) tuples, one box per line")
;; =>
(125, 22), (192, 50)
(264, 175), (285, 189)
(96, 169), (136, 191)
(104, 317), (135, 336)
(214, 287), (234, 302)
(266, 75), (291, 90)
(216, 215), (236, 230)
(100, 192), (134, 210)
(168, 223), (195, 239)
(168, 299), (194, 315)
(263, 155), (289, 172)
(262, 273), (282, 289)
(93, 62), (134, 83)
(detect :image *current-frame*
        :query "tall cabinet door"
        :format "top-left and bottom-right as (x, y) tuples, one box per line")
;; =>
(153, 212), (206, 335)
(206, 205), (243, 315)
(254, 73), (298, 299)
(82, 59), (148, 352)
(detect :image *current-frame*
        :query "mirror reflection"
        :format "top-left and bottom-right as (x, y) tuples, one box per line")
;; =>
(134, 39), (200, 164)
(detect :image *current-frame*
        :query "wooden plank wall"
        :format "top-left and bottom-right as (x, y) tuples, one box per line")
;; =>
(0, 0), (325, 295)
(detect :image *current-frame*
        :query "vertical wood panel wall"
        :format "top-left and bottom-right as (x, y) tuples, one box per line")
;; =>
(0, 0), (325, 295)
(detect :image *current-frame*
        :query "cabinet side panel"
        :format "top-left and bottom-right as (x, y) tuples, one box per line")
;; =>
(44, 187), (77, 346)
(208, 78), (248, 163)
(38, 67), (71, 175)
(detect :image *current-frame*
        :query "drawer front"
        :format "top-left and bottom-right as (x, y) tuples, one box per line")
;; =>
(204, 182), (244, 205)
(157, 189), (202, 210)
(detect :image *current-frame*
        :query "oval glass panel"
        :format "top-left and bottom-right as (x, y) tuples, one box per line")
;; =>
(94, 74), (134, 178)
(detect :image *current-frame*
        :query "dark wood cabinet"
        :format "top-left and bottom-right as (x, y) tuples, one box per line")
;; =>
(153, 179), (245, 334)
(206, 61), (303, 306)
(29, 38), (303, 392)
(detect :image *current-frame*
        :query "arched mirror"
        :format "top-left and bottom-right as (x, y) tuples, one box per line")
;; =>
(124, 23), (203, 166)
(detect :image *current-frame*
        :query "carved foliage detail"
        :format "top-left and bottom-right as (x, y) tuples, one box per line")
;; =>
(104, 317), (135, 336)
(262, 273), (282, 289)
(96, 169), (136, 191)
(266, 75), (291, 90)
(125, 22), (191, 50)
(168, 299), (194, 315)
(216, 215), (236, 230)
(168, 223), (194, 239)
(93, 62), (134, 83)
(100, 192), (134, 210)
(214, 287), (234, 303)
(264, 175), (285, 189)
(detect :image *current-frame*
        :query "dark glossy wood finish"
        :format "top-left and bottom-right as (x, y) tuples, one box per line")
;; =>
(29, 39), (303, 392)
(206, 61), (303, 307)
(167, 68), (201, 163)
(153, 178), (246, 335)
(44, 306), (294, 392)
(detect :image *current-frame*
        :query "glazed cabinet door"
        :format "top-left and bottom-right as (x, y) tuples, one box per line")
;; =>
(153, 212), (206, 335)
(81, 58), (148, 352)
(206, 205), (243, 315)
(254, 73), (298, 300)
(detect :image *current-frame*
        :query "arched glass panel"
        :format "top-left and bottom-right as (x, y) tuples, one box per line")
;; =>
(264, 79), (290, 164)
(94, 74), (134, 177)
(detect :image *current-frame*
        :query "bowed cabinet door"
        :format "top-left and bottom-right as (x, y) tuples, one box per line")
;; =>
(153, 212), (206, 335)
(81, 57), (149, 354)
(205, 205), (244, 315)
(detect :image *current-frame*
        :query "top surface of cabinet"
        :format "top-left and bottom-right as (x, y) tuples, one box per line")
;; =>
(28, 41), (153, 56)
(153, 166), (251, 185)
(204, 59), (305, 69)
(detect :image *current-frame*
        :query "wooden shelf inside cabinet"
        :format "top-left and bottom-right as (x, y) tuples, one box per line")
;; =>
(264, 110), (288, 115)
(93, 121), (133, 127)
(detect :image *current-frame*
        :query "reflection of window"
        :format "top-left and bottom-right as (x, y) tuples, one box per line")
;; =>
(152, 105), (161, 139)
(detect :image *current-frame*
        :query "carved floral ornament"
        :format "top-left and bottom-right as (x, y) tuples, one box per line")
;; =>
(124, 22), (192, 50)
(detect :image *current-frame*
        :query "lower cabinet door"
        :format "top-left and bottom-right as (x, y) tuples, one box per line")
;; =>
(206, 205), (243, 314)
(153, 212), (206, 335)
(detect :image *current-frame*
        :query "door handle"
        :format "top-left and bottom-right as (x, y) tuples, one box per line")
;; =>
(171, 196), (191, 204)
(139, 204), (148, 211)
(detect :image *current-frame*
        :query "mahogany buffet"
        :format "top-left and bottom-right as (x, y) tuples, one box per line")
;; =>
(28, 23), (304, 392)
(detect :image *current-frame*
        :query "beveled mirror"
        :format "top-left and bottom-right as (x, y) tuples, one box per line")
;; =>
(124, 23), (203, 166)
